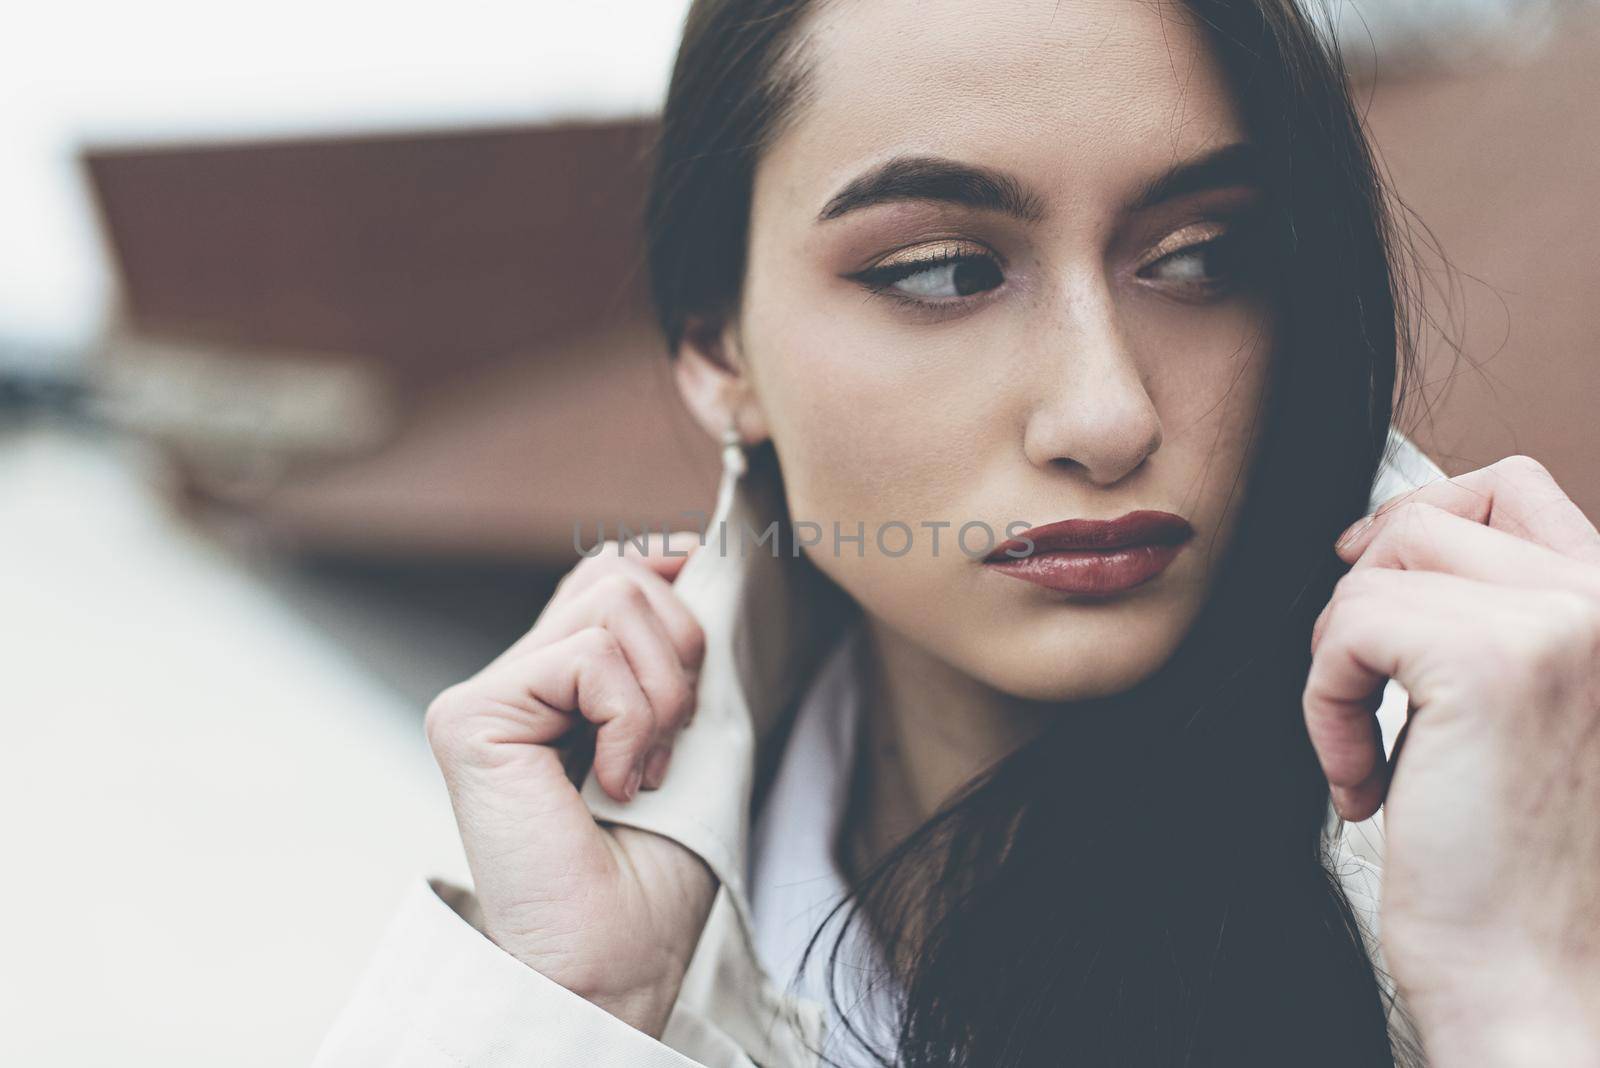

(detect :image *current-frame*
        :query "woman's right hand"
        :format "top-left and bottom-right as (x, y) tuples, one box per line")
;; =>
(424, 530), (716, 1038)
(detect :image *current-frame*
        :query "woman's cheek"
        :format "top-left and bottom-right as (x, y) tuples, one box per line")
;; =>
(758, 326), (983, 528)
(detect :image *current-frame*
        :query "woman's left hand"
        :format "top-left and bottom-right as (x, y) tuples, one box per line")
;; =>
(1305, 454), (1600, 1067)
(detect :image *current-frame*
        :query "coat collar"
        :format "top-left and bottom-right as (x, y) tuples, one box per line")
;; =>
(583, 439), (853, 924)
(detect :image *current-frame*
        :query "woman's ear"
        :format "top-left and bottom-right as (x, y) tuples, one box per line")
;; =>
(672, 314), (770, 445)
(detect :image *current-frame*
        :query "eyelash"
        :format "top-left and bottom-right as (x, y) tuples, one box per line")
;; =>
(850, 247), (996, 310)
(848, 225), (1259, 311)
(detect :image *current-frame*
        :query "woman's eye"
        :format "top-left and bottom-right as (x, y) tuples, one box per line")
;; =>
(1137, 232), (1250, 293)
(853, 252), (1005, 305)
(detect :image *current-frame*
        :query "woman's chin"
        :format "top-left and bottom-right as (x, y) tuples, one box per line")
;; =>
(956, 614), (1191, 704)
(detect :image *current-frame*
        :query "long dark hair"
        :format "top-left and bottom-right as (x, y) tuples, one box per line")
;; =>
(645, 1), (1427, 1064)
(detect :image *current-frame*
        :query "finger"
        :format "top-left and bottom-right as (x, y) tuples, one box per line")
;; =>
(534, 574), (694, 716)
(556, 531), (705, 660)
(548, 577), (697, 788)
(1304, 568), (1478, 821)
(1348, 500), (1600, 592)
(562, 529), (704, 595)
(618, 565), (707, 672)
(1305, 615), (1393, 823)
(470, 626), (660, 801)
(507, 566), (706, 676)
(1316, 500), (1600, 649)
(1337, 454), (1600, 565)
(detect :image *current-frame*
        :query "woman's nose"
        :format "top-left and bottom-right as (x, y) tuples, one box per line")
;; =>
(1020, 293), (1163, 487)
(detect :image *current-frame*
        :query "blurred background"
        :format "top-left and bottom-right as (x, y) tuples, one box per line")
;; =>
(2, 0), (1597, 1062)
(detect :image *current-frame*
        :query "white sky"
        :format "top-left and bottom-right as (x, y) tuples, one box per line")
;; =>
(0, 0), (693, 356)
(0, 0), (1544, 359)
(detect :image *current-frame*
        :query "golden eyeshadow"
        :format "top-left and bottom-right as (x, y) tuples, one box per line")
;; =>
(1140, 220), (1230, 268)
(871, 239), (986, 270)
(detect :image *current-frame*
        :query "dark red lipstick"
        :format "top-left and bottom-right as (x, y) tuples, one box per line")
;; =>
(984, 510), (1194, 597)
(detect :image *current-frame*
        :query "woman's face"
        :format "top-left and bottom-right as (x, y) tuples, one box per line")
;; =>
(724, 0), (1276, 701)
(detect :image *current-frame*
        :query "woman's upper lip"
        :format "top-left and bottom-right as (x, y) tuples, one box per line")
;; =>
(986, 509), (1194, 560)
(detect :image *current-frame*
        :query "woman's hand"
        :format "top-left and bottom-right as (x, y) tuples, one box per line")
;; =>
(424, 530), (716, 1038)
(1305, 454), (1600, 1066)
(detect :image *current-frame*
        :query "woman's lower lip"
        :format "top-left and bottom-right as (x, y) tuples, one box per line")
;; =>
(983, 543), (1185, 596)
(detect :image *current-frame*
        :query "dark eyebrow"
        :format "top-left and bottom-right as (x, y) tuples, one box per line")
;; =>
(816, 156), (1048, 224)
(1127, 141), (1265, 212)
(816, 141), (1265, 226)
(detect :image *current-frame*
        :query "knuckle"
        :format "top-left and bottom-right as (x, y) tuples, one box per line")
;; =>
(424, 682), (474, 753)
(560, 541), (620, 580)
(1545, 590), (1600, 660)
(1318, 582), (1361, 644)
(1385, 499), (1438, 531)
(1490, 625), (1548, 678)
(1321, 571), (1392, 641)
(662, 672), (696, 725)
(1368, 502), (1444, 559)
(1361, 520), (1401, 562)
(1486, 594), (1588, 683)
(597, 572), (649, 612)
(675, 615), (707, 668)
(575, 625), (623, 664)
(1335, 566), (1385, 602)
(560, 547), (604, 582)
(1406, 499), (1448, 522)
(1497, 453), (1550, 480)
(610, 694), (657, 740)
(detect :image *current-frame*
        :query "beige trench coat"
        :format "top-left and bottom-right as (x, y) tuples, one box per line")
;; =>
(313, 429), (1445, 1067)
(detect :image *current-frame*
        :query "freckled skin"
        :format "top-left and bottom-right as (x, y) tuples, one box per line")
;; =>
(724, 0), (1274, 704)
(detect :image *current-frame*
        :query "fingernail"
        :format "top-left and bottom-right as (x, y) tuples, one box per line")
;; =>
(643, 744), (672, 790)
(1335, 514), (1374, 550)
(625, 762), (644, 800)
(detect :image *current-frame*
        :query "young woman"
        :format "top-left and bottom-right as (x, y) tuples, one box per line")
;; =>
(317, 1), (1600, 1064)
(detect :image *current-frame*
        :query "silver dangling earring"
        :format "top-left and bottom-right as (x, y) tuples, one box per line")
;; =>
(720, 415), (747, 477)
(700, 414), (747, 554)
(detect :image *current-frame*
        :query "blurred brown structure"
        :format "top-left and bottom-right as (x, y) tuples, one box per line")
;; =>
(80, 19), (1599, 569)
(83, 120), (718, 564)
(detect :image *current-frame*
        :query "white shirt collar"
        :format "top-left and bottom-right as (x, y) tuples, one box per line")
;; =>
(748, 615), (863, 1001)
(748, 614), (903, 1064)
